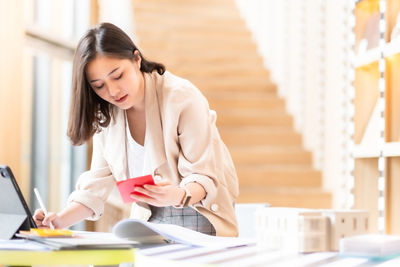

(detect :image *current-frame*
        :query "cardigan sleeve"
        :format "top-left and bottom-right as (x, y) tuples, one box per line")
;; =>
(67, 133), (115, 220)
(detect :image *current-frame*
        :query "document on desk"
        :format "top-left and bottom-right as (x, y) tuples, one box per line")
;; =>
(112, 218), (256, 248)
(0, 239), (51, 250)
(340, 234), (400, 258)
(16, 231), (139, 250)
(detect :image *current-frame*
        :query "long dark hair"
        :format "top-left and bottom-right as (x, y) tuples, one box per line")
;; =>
(67, 22), (165, 145)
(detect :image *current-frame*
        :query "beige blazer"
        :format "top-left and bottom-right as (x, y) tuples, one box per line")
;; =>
(68, 71), (239, 236)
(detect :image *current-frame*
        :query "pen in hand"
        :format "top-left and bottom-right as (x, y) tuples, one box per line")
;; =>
(33, 187), (54, 229)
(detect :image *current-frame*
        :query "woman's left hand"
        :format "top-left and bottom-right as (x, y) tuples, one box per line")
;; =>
(131, 179), (185, 207)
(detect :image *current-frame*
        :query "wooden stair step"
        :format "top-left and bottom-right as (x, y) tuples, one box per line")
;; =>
(135, 22), (250, 34)
(134, 8), (241, 19)
(214, 104), (285, 112)
(195, 80), (276, 93)
(192, 76), (272, 88)
(135, 6), (239, 14)
(140, 34), (255, 45)
(138, 40), (258, 52)
(141, 41), (256, 51)
(135, 16), (245, 27)
(151, 56), (263, 66)
(183, 69), (270, 80)
(137, 0), (235, 5)
(145, 57), (266, 74)
(134, 0), (238, 10)
(136, 21), (249, 32)
(136, 23), (248, 35)
(170, 67), (270, 79)
(190, 75), (270, 85)
(199, 83), (276, 93)
(237, 164), (321, 187)
(145, 53), (262, 65)
(237, 187), (331, 209)
(206, 91), (284, 110)
(230, 146), (312, 164)
(136, 27), (251, 38)
(136, 24), (251, 36)
(216, 110), (292, 126)
(205, 90), (277, 98)
(140, 53), (266, 71)
(209, 98), (284, 110)
(220, 126), (302, 146)
(167, 61), (268, 75)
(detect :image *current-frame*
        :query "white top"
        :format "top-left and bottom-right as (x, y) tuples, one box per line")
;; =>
(126, 116), (145, 178)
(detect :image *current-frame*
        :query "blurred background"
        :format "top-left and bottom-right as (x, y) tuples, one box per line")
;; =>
(1, 0), (400, 234)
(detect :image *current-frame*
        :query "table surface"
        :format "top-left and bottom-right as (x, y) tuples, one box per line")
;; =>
(136, 244), (400, 267)
(2, 244), (400, 267)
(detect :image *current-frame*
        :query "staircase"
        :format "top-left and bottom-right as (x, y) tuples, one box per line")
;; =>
(132, 0), (331, 208)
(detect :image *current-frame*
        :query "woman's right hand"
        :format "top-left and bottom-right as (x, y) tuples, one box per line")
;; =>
(33, 209), (61, 229)
(33, 202), (94, 230)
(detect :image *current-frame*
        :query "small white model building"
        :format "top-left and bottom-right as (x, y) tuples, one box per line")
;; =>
(255, 207), (369, 252)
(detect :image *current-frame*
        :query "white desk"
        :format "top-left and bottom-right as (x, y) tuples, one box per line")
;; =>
(135, 244), (400, 267)
(2, 244), (400, 266)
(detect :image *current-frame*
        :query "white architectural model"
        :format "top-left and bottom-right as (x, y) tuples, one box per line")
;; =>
(255, 207), (369, 252)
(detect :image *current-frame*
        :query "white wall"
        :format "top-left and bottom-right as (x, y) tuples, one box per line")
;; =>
(236, 0), (354, 209)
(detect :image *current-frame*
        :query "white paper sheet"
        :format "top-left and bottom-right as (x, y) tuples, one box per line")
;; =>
(0, 239), (50, 250)
(113, 218), (256, 248)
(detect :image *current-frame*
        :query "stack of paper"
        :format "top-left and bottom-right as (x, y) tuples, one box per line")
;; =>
(16, 230), (138, 250)
(14, 219), (255, 250)
(339, 234), (400, 257)
(0, 239), (51, 251)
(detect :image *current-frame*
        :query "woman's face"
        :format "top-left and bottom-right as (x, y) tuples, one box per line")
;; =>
(86, 54), (144, 110)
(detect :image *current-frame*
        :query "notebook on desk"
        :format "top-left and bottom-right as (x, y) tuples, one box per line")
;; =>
(15, 230), (139, 250)
(0, 165), (37, 240)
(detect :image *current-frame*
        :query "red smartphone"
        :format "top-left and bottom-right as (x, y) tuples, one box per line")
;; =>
(116, 175), (156, 203)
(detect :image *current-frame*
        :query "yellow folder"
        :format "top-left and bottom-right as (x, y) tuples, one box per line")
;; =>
(0, 248), (135, 265)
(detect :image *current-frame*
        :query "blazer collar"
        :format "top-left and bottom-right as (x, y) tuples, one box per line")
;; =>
(103, 72), (167, 179)
(142, 72), (167, 175)
(103, 108), (128, 180)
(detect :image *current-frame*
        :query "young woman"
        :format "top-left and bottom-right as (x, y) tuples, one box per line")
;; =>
(33, 22), (239, 237)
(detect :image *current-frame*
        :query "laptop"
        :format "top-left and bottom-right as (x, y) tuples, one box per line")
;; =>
(0, 165), (37, 240)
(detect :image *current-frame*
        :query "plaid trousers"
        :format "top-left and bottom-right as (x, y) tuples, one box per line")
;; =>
(149, 205), (216, 236)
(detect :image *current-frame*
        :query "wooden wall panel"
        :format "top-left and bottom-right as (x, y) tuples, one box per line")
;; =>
(354, 158), (379, 233)
(386, 157), (400, 234)
(354, 63), (380, 144)
(385, 54), (400, 142)
(355, 0), (379, 51)
(0, 0), (25, 184)
(385, 0), (400, 42)
(20, 50), (34, 199)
